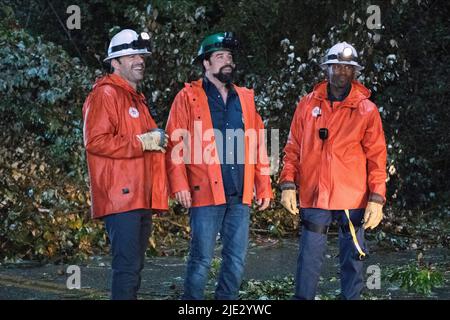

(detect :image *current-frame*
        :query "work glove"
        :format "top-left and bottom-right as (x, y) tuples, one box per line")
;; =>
(280, 189), (299, 215)
(137, 129), (169, 152)
(363, 201), (383, 230)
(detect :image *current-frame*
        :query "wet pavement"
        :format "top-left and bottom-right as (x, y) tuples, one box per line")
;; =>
(0, 236), (448, 300)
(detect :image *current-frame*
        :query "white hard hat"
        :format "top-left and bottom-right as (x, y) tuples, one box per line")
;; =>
(104, 29), (151, 62)
(320, 41), (363, 71)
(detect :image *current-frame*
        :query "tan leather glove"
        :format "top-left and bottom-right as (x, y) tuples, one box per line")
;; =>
(363, 201), (383, 230)
(136, 130), (168, 152)
(280, 190), (299, 215)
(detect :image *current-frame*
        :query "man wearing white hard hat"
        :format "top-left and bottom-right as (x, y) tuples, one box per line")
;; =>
(82, 29), (169, 299)
(279, 42), (387, 299)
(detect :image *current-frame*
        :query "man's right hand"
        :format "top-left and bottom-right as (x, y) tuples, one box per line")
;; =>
(280, 189), (299, 215)
(137, 130), (168, 152)
(175, 190), (192, 208)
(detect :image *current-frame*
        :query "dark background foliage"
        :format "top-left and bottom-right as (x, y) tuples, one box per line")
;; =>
(0, 0), (448, 262)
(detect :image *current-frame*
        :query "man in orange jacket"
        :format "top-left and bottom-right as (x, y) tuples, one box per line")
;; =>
(165, 32), (273, 299)
(279, 42), (387, 300)
(82, 29), (169, 299)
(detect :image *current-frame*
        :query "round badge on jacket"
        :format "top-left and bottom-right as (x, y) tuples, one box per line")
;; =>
(312, 106), (321, 118)
(129, 106), (140, 118)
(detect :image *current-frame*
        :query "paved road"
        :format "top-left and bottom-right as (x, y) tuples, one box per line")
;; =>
(0, 237), (448, 300)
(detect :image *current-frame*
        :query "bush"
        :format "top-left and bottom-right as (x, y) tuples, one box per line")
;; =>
(384, 262), (444, 295)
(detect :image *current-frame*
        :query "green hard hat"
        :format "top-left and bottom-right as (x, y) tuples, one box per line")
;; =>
(192, 32), (239, 64)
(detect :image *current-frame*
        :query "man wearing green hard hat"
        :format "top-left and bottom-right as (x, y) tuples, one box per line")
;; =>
(165, 32), (273, 299)
(192, 32), (238, 62)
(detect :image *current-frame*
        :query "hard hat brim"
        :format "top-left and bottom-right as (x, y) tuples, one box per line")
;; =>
(103, 49), (151, 62)
(320, 60), (363, 71)
(192, 47), (233, 65)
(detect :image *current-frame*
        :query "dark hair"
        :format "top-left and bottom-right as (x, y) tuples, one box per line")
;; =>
(201, 52), (213, 73)
(204, 52), (213, 61)
(201, 51), (236, 74)
(105, 57), (122, 74)
(107, 62), (114, 74)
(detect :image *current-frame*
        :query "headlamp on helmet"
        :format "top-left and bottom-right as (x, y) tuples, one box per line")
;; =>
(111, 32), (151, 54)
(327, 46), (357, 63)
(338, 47), (355, 61)
(221, 32), (239, 50)
(203, 32), (239, 53)
(320, 41), (363, 71)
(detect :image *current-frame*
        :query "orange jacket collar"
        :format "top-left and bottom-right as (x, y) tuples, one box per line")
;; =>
(93, 73), (144, 98)
(312, 80), (371, 108)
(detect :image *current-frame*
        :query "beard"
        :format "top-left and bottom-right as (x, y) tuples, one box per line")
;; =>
(328, 66), (353, 89)
(213, 65), (235, 84)
(333, 75), (350, 88)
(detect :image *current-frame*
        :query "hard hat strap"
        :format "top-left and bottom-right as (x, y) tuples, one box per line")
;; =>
(327, 53), (358, 63)
(111, 33), (151, 54)
(110, 40), (150, 53)
(203, 41), (237, 53)
(203, 33), (239, 53)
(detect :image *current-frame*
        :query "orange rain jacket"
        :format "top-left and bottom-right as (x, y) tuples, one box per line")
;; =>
(279, 80), (387, 210)
(82, 74), (168, 219)
(165, 79), (273, 207)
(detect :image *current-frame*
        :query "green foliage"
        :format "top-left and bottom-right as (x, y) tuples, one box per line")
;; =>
(208, 257), (222, 279)
(239, 276), (294, 300)
(376, 2), (450, 209)
(0, 19), (101, 262)
(251, 200), (299, 238)
(0, 0), (448, 261)
(0, 20), (94, 175)
(384, 263), (444, 295)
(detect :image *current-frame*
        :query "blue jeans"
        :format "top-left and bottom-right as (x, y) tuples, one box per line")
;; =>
(103, 209), (152, 300)
(183, 203), (250, 300)
(294, 208), (366, 300)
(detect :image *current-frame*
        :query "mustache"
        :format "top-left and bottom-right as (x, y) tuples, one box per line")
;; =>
(132, 63), (145, 69)
(220, 64), (235, 72)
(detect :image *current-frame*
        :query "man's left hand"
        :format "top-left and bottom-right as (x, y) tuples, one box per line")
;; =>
(363, 201), (383, 230)
(255, 198), (270, 211)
